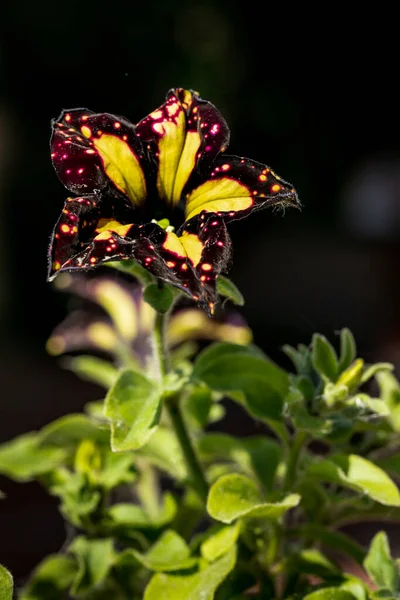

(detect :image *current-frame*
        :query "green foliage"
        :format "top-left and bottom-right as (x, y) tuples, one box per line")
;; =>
(216, 275), (245, 306)
(0, 565), (13, 600)
(2, 308), (400, 599)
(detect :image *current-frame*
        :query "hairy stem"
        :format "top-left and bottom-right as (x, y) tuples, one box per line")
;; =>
(283, 432), (308, 492)
(152, 309), (208, 503)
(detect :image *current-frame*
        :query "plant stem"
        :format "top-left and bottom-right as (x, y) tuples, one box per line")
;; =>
(283, 431), (308, 492)
(152, 309), (209, 503)
(166, 396), (209, 502)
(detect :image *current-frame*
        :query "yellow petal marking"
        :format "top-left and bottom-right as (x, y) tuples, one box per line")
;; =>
(180, 232), (204, 267)
(91, 134), (146, 206)
(185, 178), (253, 221)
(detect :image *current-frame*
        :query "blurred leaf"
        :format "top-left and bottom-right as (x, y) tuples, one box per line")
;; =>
(283, 343), (313, 377)
(198, 434), (280, 491)
(200, 522), (241, 561)
(105, 370), (161, 451)
(193, 343), (288, 422)
(339, 328), (357, 372)
(144, 546), (236, 600)
(304, 589), (357, 600)
(307, 455), (400, 506)
(216, 275), (244, 306)
(99, 451), (136, 490)
(312, 334), (339, 381)
(183, 385), (213, 429)
(339, 577), (368, 600)
(39, 414), (109, 449)
(109, 492), (177, 529)
(364, 532), (399, 592)
(130, 530), (195, 572)
(69, 536), (116, 595)
(0, 565), (12, 600)
(377, 371), (400, 431)
(143, 283), (176, 313)
(288, 548), (340, 579)
(360, 363), (394, 385)
(65, 355), (118, 388)
(207, 473), (300, 523)
(336, 359), (364, 392)
(297, 525), (366, 564)
(138, 427), (186, 480)
(20, 555), (77, 600)
(0, 433), (66, 481)
(107, 259), (154, 285)
(49, 470), (101, 527)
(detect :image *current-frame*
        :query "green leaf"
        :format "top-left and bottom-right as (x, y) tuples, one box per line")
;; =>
(143, 283), (176, 313)
(312, 333), (339, 381)
(130, 530), (195, 572)
(360, 363), (394, 385)
(109, 492), (177, 529)
(104, 369), (161, 451)
(107, 258), (154, 285)
(339, 328), (357, 372)
(288, 548), (340, 579)
(0, 565), (12, 600)
(207, 473), (300, 523)
(200, 522), (241, 562)
(39, 414), (109, 449)
(0, 433), (66, 481)
(364, 532), (399, 592)
(336, 359), (364, 392)
(307, 455), (400, 506)
(69, 537), (116, 595)
(144, 546), (236, 600)
(193, 343), (288, 422)
(183, 385), (213, 429)
(216, 275), (244, 306)
(138, 427), (186, 480)
(198, 434), (280, 491)
(304, 589), (357, 600)
(20, 555), (77, 600)
(65, 355), (118, 388)
(377, 371), (400, 431)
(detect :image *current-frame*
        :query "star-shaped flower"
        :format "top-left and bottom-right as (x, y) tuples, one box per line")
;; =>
(48, 88), (299, 314)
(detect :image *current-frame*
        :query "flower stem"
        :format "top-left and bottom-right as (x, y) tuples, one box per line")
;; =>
(152, 309), (208, 503)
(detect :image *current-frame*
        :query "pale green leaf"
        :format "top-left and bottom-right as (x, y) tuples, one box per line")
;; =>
(130, 530), (195, 571)
(200, 522), (241, 561)
(69, 537), (116, 595)
(364, 532), (399, 592)
(0, 565), (12, 600)
(20, 555), (77, 600)
(307, 455), (400, 506)
(216, 275), (244, 306)
(65, 355), (118, 388)
(312, 333), (339, 381)
(144, 546), (236, 600)
(207, 473), (300, 523)
(105, 369), (161, 451)
(0, 433), (66, 481)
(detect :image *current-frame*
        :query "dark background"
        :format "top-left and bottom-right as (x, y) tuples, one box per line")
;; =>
(1, 2), (400, 581)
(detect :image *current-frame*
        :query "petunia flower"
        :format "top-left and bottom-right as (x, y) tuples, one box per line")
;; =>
(48, 88), (299, 314)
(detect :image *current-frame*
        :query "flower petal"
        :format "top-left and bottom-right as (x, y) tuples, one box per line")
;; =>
(51, 109), (148, 205)
(185, 155), (300, 222)
(47, 195), (136, 280)
(136, 88), (229, 208)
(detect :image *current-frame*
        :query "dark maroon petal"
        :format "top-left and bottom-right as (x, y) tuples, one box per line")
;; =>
(185, 155), (300, 222)
(51, 109), (148, 204)
(135, 88), (230, 207)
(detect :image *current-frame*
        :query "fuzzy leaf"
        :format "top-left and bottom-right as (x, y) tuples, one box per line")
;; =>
(20, 555), (77, 600)
(144, 546), (236, 600)
(138, 428), (186, 480)
(109, 492), (177, 529)
(69, 537), (116, 595)
(364, 532), (399, 592)
(200, 522), (241, 562)
(130, 530), (195, 571)
(143, 283), (176, 313)
(339, 328), (357, 372)
(207, 473), (300, 523)
(0, 565), (12, 600)
(307, 455), (400, 506)
(193, 343), (288, 422)
(105, 369), (161, 451)
(312, 334), (339, 381)
(216, 275), (244, 306)
(0, 433), (66, 481)
(66, 355), (118, 388)
(39, 414), (109, 449)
